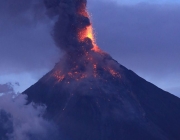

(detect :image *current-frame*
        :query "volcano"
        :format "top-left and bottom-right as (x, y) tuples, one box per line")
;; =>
(23, 55), (180, 140)
(22, 0), (180, 140)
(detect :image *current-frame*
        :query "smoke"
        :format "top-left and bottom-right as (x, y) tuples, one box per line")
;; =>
(44, 0), (93, 54)
(0, 94), (60, 140)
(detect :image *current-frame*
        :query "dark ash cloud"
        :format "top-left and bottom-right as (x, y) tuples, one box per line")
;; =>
(44, 0), (94, 54)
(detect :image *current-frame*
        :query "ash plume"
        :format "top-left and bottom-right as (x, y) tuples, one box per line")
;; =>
(44, 0), (94, 55)
(43, 0), (108, 80)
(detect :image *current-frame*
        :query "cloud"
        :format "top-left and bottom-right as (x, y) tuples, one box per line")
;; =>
(0, 83), (14, 94)
(0, 93), (60, 140)
(88, 0), (180, 96)
(0, 82), (22, 95)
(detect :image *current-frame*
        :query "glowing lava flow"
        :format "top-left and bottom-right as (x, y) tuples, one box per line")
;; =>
(78, 9), (100, 52)
(53, 70), (88, 83)
(86, 26), (99, 52)
(51, 49), (122, 83)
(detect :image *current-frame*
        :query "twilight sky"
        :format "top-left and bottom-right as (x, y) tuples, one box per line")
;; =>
(0, 0), (180, 97)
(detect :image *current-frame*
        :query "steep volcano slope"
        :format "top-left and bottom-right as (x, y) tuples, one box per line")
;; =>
(123, 67), (180, 140)
(23, 54), (180, 140)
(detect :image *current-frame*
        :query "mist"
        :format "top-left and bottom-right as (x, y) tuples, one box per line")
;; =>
(0, 93), (60, 140)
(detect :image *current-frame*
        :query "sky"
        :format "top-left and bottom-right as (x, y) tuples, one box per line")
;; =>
(116, 0), (180, 4)
(0, 0), (180, 97)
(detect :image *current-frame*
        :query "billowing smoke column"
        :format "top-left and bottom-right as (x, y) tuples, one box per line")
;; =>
(43, 0), (109, 81)
(44, 0), (97, 56)
(43, 0), (121, 83)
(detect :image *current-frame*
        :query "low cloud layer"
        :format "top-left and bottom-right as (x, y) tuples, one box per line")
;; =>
(0, 94), (60, 140)
(0, 83), (14, 94)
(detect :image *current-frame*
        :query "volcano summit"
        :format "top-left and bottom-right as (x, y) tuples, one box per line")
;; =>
(14, 0), (180, 140)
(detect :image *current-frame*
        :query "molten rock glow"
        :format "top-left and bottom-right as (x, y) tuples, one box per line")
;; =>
(44, 0), (120, 82)
(44, 0), (99, 54)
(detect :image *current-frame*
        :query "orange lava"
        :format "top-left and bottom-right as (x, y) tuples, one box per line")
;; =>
(78, 26), (94, 43)
(53, 71), (87, 84)
(78, 10), (100, 52)
(86, 26), (94, 42)
(109, 69), (121, 78)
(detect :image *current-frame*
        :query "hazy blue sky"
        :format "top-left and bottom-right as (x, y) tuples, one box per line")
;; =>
(115, 0), (180, 4)
(0, 0), (180, 97)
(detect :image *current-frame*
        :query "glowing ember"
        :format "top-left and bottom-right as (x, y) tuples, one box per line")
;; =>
(52, 70), (88, 82)
(53, 71), (65, 82)
(103, 67), (122, 79)
(78, 25), (96, 43)
(109, 69), (121, 78)
(87, 26), (94, 41)
(93, 64), (98, 77)
(78, 25), (100, 52)
(91, 44), (100, 52)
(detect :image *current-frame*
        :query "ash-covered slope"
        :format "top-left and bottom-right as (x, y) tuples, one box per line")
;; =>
(23, 52), (180, 140)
